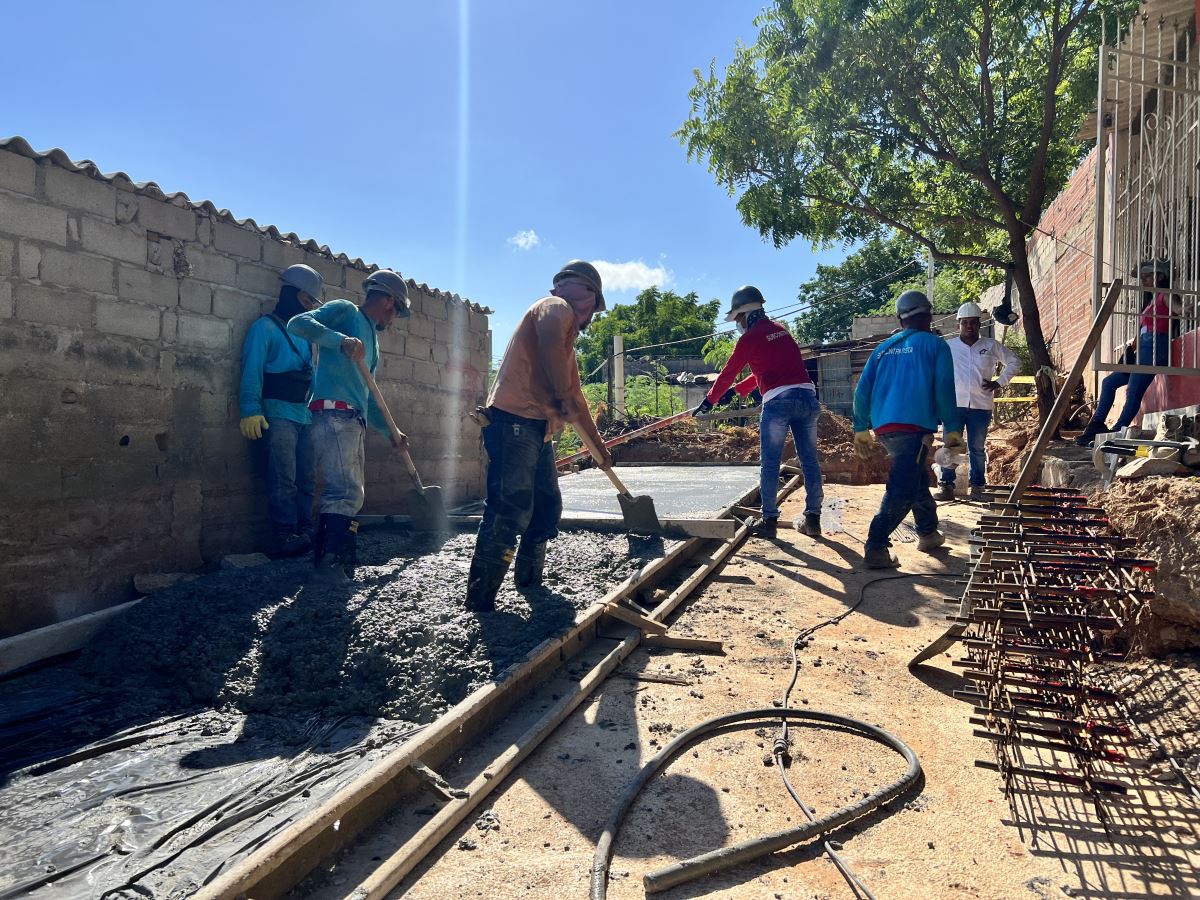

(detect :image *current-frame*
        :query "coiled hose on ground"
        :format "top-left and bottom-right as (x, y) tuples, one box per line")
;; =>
(589, 567), (962, 899)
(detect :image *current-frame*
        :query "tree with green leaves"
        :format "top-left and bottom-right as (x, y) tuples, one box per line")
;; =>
(575, 287), (721, 382)
(792, 234), (920, 343)
(679, 0), (1129, 418)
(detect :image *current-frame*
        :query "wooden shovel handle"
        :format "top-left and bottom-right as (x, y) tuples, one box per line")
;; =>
(353, 356), (421, 487)
(575, 428), (629, 495)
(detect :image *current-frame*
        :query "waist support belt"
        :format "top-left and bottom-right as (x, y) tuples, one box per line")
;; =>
(262, 368), (312, 403)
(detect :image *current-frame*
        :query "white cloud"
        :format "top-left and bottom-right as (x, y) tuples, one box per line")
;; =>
(591, 259), (672, 293)
(507, 229), (541, 251)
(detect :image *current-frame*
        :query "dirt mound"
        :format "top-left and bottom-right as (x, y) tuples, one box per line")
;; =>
(611, 411), (890, 484)
(1095, 477), (1200, 654)
(986, 414), (1040, 484)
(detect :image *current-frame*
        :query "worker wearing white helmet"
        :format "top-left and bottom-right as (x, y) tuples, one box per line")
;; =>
(935, 300), (1021, 501)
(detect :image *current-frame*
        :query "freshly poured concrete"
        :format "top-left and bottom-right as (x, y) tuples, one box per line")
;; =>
(559, 464), (760, 518)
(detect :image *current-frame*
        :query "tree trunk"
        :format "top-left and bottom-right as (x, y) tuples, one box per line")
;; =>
(1009, 242), (1057, 428)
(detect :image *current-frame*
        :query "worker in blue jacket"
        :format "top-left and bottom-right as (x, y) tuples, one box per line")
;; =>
(238, 264), (324, 558)
(852, 290), (965, 569)
(288, 270), (410, 584)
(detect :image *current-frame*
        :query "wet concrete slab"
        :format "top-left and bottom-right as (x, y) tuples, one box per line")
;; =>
(559, 464), (760, 519)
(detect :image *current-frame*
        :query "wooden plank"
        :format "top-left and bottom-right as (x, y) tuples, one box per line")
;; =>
(642, 634), (724, 653)
(355, 514), (736, 540)
(0, 599), (143, 676)
(1009, 279), (1124, 502)
(603, 602), (668, 634)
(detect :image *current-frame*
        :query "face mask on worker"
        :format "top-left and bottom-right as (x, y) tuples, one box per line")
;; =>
(274, 285), (308, 321)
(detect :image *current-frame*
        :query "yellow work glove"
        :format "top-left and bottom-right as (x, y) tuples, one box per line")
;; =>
(853, 430), (875, 460)
(943, 431), (965, 452)
(240, 415), (269, 440)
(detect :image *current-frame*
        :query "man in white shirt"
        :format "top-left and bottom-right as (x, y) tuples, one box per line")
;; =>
(937, 301), (1021, 501)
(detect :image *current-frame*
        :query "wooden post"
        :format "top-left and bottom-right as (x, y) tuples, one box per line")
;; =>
(1008, 278), (1123, 503)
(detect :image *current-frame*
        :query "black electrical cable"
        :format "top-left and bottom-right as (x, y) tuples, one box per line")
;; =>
(589, 567), (966, 898)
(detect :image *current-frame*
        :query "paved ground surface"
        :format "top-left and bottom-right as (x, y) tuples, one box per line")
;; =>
(395, 484), (1200, 899)
(559, 465), (761, 519)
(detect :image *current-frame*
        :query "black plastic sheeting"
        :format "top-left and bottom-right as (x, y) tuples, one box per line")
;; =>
(0, 528), (675, 898)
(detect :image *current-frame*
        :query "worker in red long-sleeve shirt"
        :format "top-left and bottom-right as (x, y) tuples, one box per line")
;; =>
(693, 286), (823, 538)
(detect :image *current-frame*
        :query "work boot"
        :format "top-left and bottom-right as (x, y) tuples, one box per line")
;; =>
(514, 541), (548, 588)
(466, 542), (514, 612)
(935, 483), (956, 501)
(278, 532), (312, 558)
(968, 485), (984, 502)
(864, 545), (900, 569)
(1074, 420), (1104, 447)
(917, 529), (946, 552)
(312, 514), (353, 586)
(752, 516), (778, 538)
(799, 513), (822, 536)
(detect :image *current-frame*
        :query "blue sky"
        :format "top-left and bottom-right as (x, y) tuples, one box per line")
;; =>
(1, 1), (845, 353)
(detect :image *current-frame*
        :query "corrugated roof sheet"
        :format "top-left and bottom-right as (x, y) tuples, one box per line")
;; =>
(0, 136), (488, 312)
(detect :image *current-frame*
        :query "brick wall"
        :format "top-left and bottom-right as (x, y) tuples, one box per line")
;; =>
(0, 142), (490, 638)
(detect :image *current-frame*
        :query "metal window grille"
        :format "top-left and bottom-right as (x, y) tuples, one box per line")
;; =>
(1092, 11), (1200, 377)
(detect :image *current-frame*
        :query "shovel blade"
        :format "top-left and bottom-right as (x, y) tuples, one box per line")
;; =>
(617, 492), (662, 533)
(406, 484), (450, 532)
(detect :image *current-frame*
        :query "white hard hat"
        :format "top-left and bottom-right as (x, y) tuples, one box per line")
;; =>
(956, 301), (983, 320)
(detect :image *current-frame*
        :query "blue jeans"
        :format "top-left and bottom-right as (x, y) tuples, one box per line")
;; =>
(477, 409), (562, 552)
(940, 407), (991, 488)
(1092, 330), (1170, 430)
(866, 431), (938, 550)
(311, 409), (366, 517)
(760, 388), (823, 517)
(265, 417), (315, 535)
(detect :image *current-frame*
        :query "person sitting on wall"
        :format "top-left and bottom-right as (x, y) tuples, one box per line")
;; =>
(238, 264), (323, 558)
(465, 260), (613, 613)
(693, 285), (824, 539)
(936, 301), (1020, 502)
(287, 270), (411, 585)
(852, 290), (964, 570)
(1075, 259), (1182, 446)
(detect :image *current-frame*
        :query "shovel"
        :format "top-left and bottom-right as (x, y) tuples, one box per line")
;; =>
(354, 356), (449, 532)
(574, 429), (662, 533)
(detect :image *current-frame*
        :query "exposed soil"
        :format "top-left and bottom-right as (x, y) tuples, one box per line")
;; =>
(986, 414), (1040, 484)
(614, 411), (891, 484)
(1095, 477), (1200, 654)
(389, 486), (1200, 899)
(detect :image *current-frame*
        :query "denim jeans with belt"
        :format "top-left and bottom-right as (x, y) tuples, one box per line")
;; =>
(311, 409), (366, 517)
(477, 408), (562, 553)
(265, 416), (315, 535)
(865, 431), (938, 550)
(759, 387), (823, 518)
(939, 407), (991, 488)
(1092, 330), (1171, 430)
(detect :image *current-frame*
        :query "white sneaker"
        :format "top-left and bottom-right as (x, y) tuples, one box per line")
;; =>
(917, 530), (946, 552)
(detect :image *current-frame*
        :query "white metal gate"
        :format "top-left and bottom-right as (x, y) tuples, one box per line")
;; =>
(1092, 9), (1200, 376)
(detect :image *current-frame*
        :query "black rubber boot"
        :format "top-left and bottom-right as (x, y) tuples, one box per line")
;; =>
(514, 541), (548, 588)
(312, 514), (353, 586)
(799, 512), (822, 536)
(466, 542), (514, 612)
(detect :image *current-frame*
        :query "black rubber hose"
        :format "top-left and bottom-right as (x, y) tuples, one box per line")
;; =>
(588, 708), (921, 898)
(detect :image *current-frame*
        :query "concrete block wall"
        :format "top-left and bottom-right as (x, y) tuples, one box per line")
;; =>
(0, 142), (490, 638)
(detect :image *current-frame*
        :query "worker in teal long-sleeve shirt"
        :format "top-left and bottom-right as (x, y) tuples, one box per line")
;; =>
(287, 269), (410, 584)
(852, 290), (965, 569)
(238, 264), (323, 558)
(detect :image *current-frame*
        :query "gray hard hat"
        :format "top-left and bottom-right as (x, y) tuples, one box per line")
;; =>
(553, 260), (606, 311)
(1138, 258), (1171, 275)
(281, 264), (323, 299)
(363, 269), (411, 317)
(896, 289), (932, 320)
(725, 285), (765, 321)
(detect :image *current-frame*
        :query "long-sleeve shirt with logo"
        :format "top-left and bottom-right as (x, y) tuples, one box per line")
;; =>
(853, 329), (962, 434)
(705, 318), (812, 404)
(238, 315), (314, 425)
(946, 336), (1020, 410)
